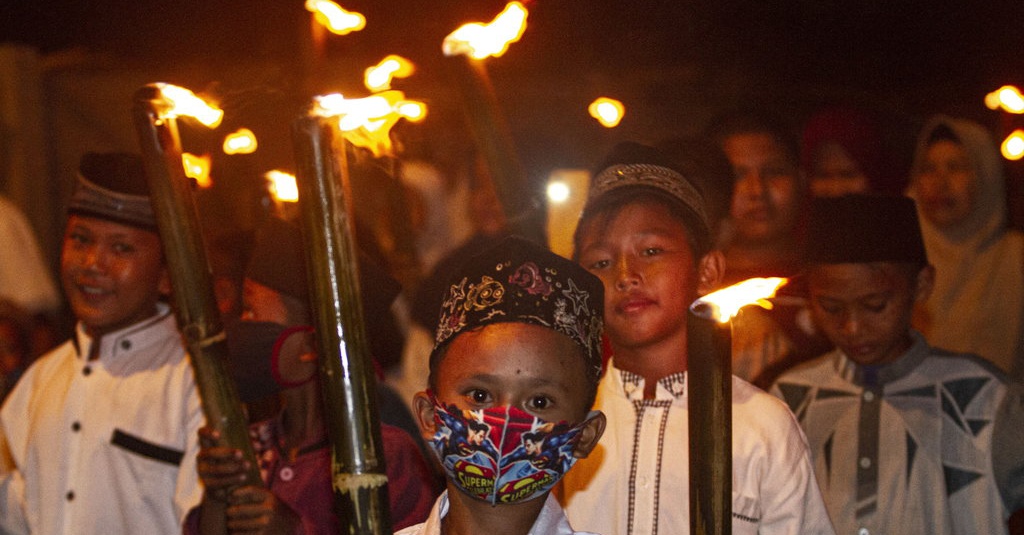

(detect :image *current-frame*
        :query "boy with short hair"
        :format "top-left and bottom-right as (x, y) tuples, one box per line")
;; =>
(0, 152), (203, 534)
(561, 142), (834, 535)
(401, 236), (607, 535)
(771, 194), (1024, 535)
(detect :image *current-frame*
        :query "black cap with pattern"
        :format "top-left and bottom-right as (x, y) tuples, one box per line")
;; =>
(431, 236), (605, 383)
(805, 194), (928, 266)
(587, 142), (711, 253)
(68, 152), (156, 230)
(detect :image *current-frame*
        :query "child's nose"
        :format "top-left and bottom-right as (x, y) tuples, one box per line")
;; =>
(614, 257), (640, 290)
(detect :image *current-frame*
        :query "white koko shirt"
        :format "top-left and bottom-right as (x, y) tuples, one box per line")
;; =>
(560, 360), (836, 535)
(0, 307), (202, 535)
(395, 491), (598, 535)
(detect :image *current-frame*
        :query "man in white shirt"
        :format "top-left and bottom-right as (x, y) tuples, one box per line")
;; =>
(0, 152), (202, 534)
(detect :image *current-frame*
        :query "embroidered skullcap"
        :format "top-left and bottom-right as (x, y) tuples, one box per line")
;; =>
(431, 236), (605, 383)
(805, 194), (927, 266)
(588, 142), (711, 251)
(68, 152), (156, 230)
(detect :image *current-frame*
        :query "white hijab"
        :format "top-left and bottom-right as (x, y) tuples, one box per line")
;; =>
(908, 115), (1024, 379)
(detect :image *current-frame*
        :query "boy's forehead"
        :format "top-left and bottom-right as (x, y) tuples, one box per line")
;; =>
(808, 262), (911, 293)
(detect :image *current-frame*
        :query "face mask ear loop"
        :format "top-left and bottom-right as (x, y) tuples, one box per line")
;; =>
(271, 325), (316, 388)
(490, 406), (514, 505)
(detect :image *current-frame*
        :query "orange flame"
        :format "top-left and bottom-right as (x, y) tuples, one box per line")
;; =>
(222, 128), (258, 155)
(311, 90), (415, 157)
(364, 55), (415, 92)
(265, 170), (299, 202)
(305, 0), (365, 35)
(443, 2), (528, 59)
(1001, 130), (1024, 161)
(397, 100), (427, 122)
(985, 85), (1024, 114)
(153, 83), (223, 128)
(690, 277), (788, 323)
(588, 97), (625, 128)
(181, 153), (212, 188)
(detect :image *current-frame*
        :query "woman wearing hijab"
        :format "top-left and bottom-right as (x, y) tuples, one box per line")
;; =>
(908, 115), (1024, 381)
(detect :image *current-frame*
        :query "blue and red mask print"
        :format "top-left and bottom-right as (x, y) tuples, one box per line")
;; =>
(427, 393), (588, 505)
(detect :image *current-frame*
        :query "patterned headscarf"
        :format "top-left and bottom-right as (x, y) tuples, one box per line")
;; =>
(431, 236), (605, 383)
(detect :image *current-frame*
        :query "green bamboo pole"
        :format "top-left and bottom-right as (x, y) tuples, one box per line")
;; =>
(291, 115), (391, 535)
(444, 55), (545, 243)
(686, 304), (733, 535)
(130, 86), (262, 485)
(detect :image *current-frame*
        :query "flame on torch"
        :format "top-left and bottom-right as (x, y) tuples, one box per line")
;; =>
(181, 153), (212, 188)
(223, 128), (258, 155)
(305, 0), (365, 35)
(311, 90), (417, 157)
(1001, 130), (1024, 161)
(364, 55), (415, 92)
(588, 97), (625, 128)
(690, 277), (788, 324)
(985, 85), (1024, 114)
(397, 100), (427, 122)
(152, 83), (224, 128)
(265, 170), (299, 202)
(443, 2), (528, 59)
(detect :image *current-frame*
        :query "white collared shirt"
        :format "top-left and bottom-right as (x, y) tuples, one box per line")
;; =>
(0, 307), (202, 535)
(560, 360), (835, 535)
(395, 491), (597, 535)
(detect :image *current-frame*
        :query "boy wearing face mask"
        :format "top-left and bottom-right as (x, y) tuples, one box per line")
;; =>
(401, 236), (607, 535)
(184, 217), (438, 534)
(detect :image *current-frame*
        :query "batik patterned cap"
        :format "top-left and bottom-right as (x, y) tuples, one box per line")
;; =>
(588, 142), (711, 251)
(431, 236), (605, 383)
(68, 152), (156, 230)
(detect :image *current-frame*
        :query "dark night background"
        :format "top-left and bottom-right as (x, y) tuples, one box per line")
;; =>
(2, 0), (1024, 199)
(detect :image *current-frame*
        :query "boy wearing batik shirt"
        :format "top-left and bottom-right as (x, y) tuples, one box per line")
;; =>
(400, 236), (607, 535)
(561, 142), (834, 535)
(771, 194), (1024, 535)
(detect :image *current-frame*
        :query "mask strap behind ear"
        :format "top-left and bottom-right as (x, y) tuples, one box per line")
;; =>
(271, 325), (316, 388)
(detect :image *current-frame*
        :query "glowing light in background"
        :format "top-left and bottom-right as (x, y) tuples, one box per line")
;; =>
(546, 181), (571, 204)
(181, 153), (212, 188)
(1001, 130), (1024, 160)
(443, 2), (528, 59)
(153, 83), (223, 128)
(588, 97), (625, 128)
(985, 85), (1024, 114)
(305, 0), (365, 35)
(222, 128), (258, 155)
(265, 170), (299, 202)
(364, 55), (415, 92)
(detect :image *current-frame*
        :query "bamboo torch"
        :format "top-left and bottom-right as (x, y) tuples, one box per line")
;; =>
(442, 2), (544, 243)
(290, 91), (417, 534)
(131, 83), (262, 485)
(686, 277), (788, 535)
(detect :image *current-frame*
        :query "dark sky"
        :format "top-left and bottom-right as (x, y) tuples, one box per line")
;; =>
(5, 0), (1021, 88)
(3, 0), (1024, 170)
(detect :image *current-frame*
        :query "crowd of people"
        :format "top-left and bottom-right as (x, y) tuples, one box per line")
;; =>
(0, 104), (1021, 535)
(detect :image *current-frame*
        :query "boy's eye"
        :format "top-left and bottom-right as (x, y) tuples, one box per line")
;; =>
(586, 258), (610, 270)
(863, 300), (887, 313)
(68, 232), (90, 246)
(641, 247), (662, 257)
(527, 396), (551, 410)
(467, 389), (492, 404)
(112, 242), (135, 255)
